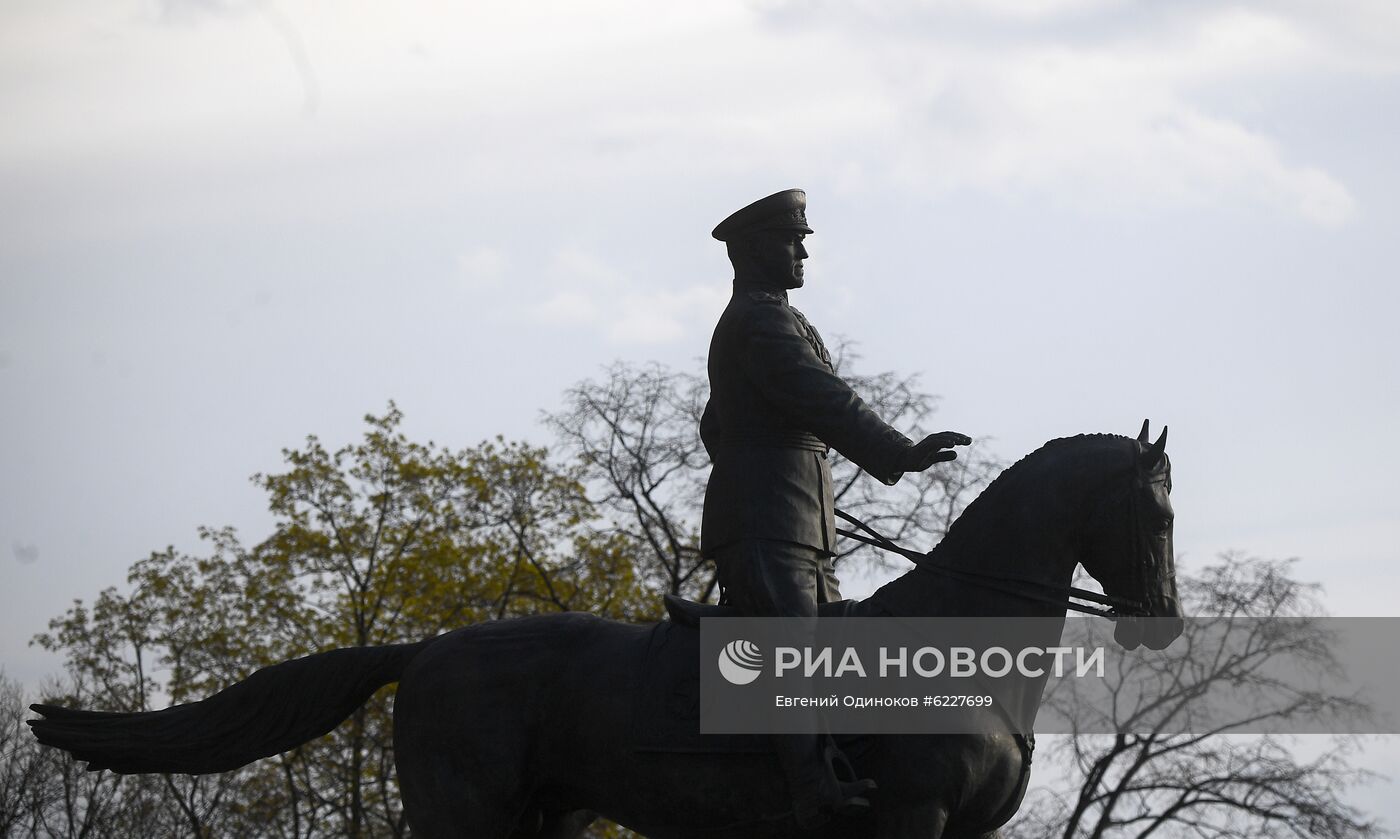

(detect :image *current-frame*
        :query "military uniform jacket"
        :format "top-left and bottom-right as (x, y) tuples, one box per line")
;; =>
(700, 286), (913, 556)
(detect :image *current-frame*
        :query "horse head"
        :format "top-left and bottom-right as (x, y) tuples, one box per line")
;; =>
(1077, 420), (1183, 651)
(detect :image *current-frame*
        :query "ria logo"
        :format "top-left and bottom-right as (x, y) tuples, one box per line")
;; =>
(717, 639), (764, 685)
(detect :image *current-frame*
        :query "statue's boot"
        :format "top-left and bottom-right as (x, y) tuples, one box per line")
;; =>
(775, 734), (877, 828)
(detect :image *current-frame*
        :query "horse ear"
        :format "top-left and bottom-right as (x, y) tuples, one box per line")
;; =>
(1137, 419), (1150, 443)
(1142, 426), (1168, 468)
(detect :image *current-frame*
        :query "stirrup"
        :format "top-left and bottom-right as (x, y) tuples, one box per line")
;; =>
(827, 744), (859, 784)
(794, 781), (874, 828)
(811, 744), (877, 823)
(834, 780), (875, 814)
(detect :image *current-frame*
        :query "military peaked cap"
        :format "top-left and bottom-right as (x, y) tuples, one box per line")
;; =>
(712, 189), (813, 242)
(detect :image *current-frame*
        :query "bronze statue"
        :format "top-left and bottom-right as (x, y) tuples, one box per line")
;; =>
(29, 427), (1183, 837)
(702, 189), (972, 826)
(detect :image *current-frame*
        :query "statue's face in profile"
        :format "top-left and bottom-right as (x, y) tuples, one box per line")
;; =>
(750, 230), (808, 289)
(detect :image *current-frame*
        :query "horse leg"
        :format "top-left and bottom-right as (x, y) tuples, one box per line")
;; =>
(395, 740), (527, 839)
(876, 803), (950, 839)
(393, 646), (535, 839)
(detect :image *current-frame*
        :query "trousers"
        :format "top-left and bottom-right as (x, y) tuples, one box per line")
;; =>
(713, 539), (842, 616)
(712, 539), (845, 822)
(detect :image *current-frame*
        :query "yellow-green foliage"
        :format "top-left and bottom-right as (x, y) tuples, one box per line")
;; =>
(35, 404), (661, 838)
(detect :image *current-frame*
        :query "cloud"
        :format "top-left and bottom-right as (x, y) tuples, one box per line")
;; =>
(155, 0), (255, 24)
(535, 291), (602, 326)
(605, 285), (732, 345)
(740, 4), (1362, 225)
(456, 246), (509, 291)
(1, 0), (1391, 230)
(529, 247), (729, 345)
(750, 0), (1130, 24)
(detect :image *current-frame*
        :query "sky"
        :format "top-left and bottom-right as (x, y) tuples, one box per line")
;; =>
(3, 0), (1399, 824)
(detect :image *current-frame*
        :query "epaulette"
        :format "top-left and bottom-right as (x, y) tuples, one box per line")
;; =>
(747, 290), (787, 305)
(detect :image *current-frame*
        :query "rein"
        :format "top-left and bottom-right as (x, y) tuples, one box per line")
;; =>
(833, 509), (1147, 620)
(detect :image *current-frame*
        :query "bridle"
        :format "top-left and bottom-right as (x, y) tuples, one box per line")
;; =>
(835, 487), (1156, 620)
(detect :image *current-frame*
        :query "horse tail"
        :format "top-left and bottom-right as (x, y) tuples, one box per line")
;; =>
(27, 639), (432, 775)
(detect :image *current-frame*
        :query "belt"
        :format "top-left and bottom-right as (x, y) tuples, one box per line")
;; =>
(716, 430), (830, 454)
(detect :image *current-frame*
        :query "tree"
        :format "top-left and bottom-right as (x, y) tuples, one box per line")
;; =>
(0, 672), (41, 836)
(543, 347), (1002, 604)
(545, 361), (712, 601)
(545, 352), (998, 839)
(1005, 554), (1385, 839)
(29, 404), (652, 838)
(21, 349), (993, 837)
(0, 669), (196, 838)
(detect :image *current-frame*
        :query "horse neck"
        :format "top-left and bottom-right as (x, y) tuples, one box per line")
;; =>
(866, 436), (1129, 621)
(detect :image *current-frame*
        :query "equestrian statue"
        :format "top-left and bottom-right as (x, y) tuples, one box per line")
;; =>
(29, 190), (1183, 838)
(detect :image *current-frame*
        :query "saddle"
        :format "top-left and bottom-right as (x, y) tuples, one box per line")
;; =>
(634, 597), (1035, 834)
(661, 594), (858, 627)
(633, 596), (860, 755)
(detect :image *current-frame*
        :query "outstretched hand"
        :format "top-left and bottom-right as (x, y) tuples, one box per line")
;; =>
(901, 431), (973, 473)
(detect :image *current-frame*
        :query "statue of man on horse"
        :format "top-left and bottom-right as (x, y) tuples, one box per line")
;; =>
(702, 188), (974, 827)
(27, 188), (1184, 839)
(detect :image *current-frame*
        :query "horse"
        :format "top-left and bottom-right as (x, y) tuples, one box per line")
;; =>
(29, 424), (1182, 838)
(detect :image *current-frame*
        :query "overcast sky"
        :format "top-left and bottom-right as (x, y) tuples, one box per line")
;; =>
(3, 0), (1399, 822)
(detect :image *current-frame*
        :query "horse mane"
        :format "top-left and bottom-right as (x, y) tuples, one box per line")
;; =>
(931, 433), (1134, 557)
